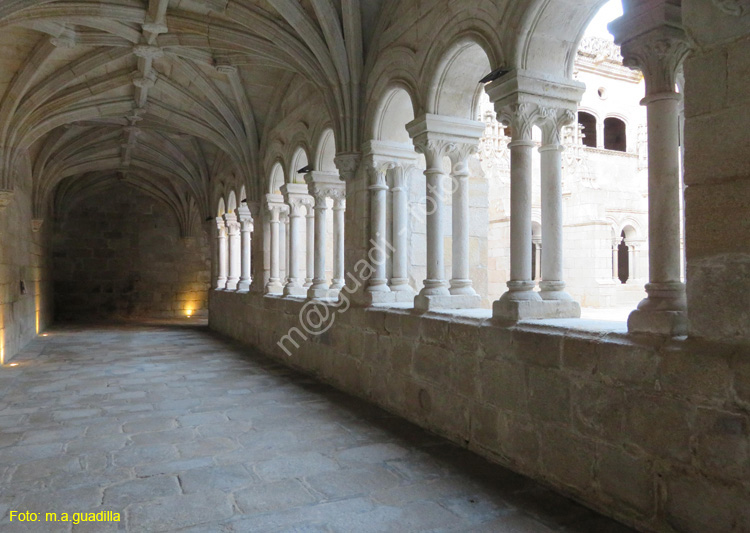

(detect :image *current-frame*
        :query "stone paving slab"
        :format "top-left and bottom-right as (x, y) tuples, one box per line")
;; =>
(0, 322), (637, 532)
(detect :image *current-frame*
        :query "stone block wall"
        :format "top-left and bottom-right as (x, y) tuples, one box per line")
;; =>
(211, 291), (750, 533)
(683, 1), (750, 343)
(0, 178), (53, 363)
(53, 184), (210, 320)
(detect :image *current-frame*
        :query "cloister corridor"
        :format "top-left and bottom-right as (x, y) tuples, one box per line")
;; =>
(0, 321), (634, 533)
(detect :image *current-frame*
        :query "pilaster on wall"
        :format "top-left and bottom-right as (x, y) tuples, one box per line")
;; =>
(681, 0), (750, 343)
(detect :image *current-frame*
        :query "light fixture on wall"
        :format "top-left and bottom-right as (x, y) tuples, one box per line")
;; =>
(241, 199), (248, 204)
(297, 165), (314, 174)
(205, 217), (213, 222)
(479, 68), (509, 84)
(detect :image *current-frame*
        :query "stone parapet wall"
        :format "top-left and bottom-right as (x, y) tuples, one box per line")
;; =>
(211, 290), (750, 533)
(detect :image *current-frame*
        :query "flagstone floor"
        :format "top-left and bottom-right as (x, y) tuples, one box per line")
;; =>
(0, 321), (635, 532)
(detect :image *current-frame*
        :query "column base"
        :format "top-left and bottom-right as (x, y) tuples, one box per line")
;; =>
(237, 280), (251, 292)
(304, 280), (313, 288)
(493, 297), (581, 321)
(627, 308), (688, 336)
(308, 287), (337, 300)
(284, 285), (307, 297)
(265, 281), (283, 295)
(225, 281), (239, 291)
(414, 293), (482, 312)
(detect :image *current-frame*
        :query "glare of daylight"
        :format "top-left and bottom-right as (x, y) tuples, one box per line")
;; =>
(585, 0), (624, 39)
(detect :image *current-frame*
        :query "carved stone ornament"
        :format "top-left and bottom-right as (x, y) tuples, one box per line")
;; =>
(334, 153), (361, 182)
(712, 0), (748, 15)
(133, 45), (164, 60)
(0, 190), (14, 210)
(620, 30), (691, 96)
(31, 219), (44, 232)
(496, 103), (539, 142)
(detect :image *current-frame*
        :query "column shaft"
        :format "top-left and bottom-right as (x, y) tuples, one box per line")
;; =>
(305, 212), (314, 287)
(450, 168), (475, 295)
(284, 210), (302, 294)
(310, 195), (329, 293)
(539, 143), (571, 300)
(368, 167), (390, 293)
(390, 168), (410, 292)
(266, 209), (282, 294)
(216, 221), (228, 290)
(238, 221), (252, 291)
(507, 139), (538, 298)
(421, 162), (449, 296)
(331, 198), (345, 290)
(226, 218), (241, 291)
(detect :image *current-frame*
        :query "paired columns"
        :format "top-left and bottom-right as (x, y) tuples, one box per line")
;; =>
(406, 115), (485, 311)
(611, 2), (689, 335)
(361, 141), (418, 305)
(281, 184), (312, 297)
(237, 204), (254, 292)
(486, 71), (584, 320)
(264, 194), (287, 295)
(305, 172), (346, 300)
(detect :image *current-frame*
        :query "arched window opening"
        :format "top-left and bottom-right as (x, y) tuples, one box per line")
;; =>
(578, 112), (597, 148)
(617, 231), (629, 284)
(604, 117), (627, 152)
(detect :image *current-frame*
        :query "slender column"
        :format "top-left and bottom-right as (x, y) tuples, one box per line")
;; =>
(612, 20), (690, 334)
(238, 209), (253, 292)
(225, 213), (241, 291)
(539, 108), (576, 301)
(612, 240), (620, 281)
(449, 148), (478, 296)
(215, 218), (228, 290)
(265, 206), (284, 294)
(283, 202), (305, 295)
(389, 166), (411, 292)
(308, 189), (329, 296)
(305, 208), (314, 287)
(413, 142), (450, 297)
(498, 104), (541, 303)
(331, 195), (346, 291)
(366, 160), (393, 294)
(279, 213), (288, 285)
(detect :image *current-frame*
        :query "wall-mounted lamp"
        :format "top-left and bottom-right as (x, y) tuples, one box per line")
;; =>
(479, 68), (510, 84)
(241, 199), (248, 204)
(205, 217), (213, 222)
(297, 165), (314, 174)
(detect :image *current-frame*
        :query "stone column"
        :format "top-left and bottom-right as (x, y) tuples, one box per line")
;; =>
(279, 212), (288, 285)
(415, 141), (450, 304)
(538, 107), (578, 309)
(225, 212), (241, 291)
(305, 208), (315, 287)
(237, 206), (253, 292)
(494, 104), (542, 314)
(389, 165), (412, 294)
(265, 204), (284, 294)
(449, 146), (479, 300)
(306, 187), (329, 298)
(365, 159), (393, 296)
(612, 240), (620, 281)
(215, 218), (228, 290)
(611, 11), (690, 335)
(331, 194), (346, 291)
(283, 201), (306, 296)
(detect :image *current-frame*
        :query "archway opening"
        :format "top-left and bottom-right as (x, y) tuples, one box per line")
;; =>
(604, 117), (627, 152)
(617, 230), (629, 284)
(578, 112), (598, 148)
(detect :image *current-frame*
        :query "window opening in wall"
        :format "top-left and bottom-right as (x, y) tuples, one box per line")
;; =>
(617, 231), (629, 284)
(578, 112), (597, 148)
(604, 117), (627, 152)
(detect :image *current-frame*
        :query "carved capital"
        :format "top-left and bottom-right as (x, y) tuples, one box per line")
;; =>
(538, 107), (576, 146)
(365, 157), (395, 190)
(620, 29), (690, 95)
(496, 103), (539, 142)
(31, 219), (44, 232)
(333, 153), (361, 182)
(288, 197), (312, 217)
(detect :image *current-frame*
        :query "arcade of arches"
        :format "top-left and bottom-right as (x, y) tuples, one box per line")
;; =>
(0, 1), (749, 532)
